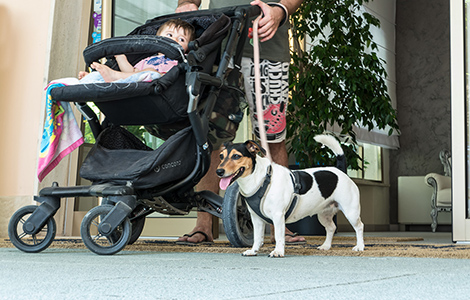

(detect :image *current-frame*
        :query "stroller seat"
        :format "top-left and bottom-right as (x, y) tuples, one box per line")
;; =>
(52, 11), (231, 127)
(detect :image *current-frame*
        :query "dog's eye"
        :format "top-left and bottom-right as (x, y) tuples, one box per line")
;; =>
(219, 153), (224, 160)
(231, 154), (241, 160)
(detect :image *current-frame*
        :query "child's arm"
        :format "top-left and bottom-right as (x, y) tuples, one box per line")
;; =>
(115, 54), (135, 73)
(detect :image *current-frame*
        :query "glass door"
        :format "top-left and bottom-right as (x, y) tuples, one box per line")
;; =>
(113, 0), (176, 36)
(451, 0), (470, 241)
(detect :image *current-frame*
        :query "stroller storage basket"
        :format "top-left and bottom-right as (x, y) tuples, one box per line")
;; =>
(80, 126), (197, 189)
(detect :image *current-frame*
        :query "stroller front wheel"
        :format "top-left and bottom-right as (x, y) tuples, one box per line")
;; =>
(80, 205), (131, 255)
(8, 205), (57, 253)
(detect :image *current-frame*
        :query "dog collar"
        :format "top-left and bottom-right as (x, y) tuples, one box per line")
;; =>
(242, 166), (300, 224)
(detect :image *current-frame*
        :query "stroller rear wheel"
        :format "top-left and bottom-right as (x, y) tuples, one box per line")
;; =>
(222, 183), (253, 247)
(128, 216), (146, 245)
(8, 205), (57, 253)
(80, 205), (131, 255)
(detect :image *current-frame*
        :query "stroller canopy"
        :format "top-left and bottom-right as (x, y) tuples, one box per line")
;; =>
(51, 8), (234, 126)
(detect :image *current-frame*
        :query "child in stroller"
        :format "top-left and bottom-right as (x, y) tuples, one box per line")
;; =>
(8, 5), (261, 255)
(79, 19), (195, 83)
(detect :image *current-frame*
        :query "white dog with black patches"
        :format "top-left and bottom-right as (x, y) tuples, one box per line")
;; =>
(216, 135), (364, 257)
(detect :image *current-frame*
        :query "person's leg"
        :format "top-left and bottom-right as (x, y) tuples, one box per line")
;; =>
(269, 140), (288, 167)
(241, 57), (306, 244)
(91, 62), (134, 82)
(78, 70), (106, 84)
(176, 150), (220, 243)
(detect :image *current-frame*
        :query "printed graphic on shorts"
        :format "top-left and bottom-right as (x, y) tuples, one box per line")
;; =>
(245, 59), (289, 142)
(262, 102), (286, 134)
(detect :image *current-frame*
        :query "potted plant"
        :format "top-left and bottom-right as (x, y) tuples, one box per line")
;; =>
(288, 0), (399, 170)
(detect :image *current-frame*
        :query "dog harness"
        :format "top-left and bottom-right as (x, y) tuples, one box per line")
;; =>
(241, 166), (301, 224)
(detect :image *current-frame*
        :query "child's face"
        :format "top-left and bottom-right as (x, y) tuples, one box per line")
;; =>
(159, 25), (191, 52)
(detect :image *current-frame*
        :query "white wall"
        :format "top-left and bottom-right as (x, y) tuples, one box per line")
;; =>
(0, 0), (92, 237)
(0, 0), (53, 237)
(0, 0), (52, 198)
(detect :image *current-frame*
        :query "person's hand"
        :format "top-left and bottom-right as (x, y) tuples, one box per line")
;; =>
(250, 0), (285, 42)
(176, 2), (199, 13)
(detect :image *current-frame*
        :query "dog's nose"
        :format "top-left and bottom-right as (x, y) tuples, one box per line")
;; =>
(216, 169), (225, 177)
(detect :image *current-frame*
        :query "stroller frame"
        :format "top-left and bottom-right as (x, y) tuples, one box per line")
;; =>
(8, 5), (260, 255)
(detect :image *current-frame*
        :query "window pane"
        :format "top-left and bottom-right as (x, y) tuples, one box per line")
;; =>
(347, 143), (382, 182)
(363, 143), (382, 181)
(113, 0), (176, 36)
(347, 145), (363, 179)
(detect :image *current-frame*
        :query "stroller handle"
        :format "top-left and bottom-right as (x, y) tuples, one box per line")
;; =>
(234, 5), (262, 19)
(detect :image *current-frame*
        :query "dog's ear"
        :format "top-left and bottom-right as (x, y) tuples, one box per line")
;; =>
(244, 140), (266, 157)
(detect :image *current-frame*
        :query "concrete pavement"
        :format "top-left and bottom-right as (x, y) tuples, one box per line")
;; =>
(1, 247), (470, 299)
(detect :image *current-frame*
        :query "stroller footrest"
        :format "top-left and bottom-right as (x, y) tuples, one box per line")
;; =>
(39, 184), (135, 198)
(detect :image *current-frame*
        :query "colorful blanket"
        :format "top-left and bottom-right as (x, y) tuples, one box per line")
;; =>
(37, 83), (84, 181)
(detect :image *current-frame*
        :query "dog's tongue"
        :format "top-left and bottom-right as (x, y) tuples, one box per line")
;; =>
(219, 176), (233, 190)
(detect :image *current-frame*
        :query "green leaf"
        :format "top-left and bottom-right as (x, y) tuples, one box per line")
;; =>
(287, 0), (399, 170)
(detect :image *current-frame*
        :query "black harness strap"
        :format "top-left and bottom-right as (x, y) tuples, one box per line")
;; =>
(285, 171), (301, 219)
(242, 166), (273, 224)
(242, 166), (301, 224)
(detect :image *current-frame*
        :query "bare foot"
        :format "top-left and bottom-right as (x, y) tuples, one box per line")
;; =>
(270, 225), (306, 244)
(176, 228), (214, 244)
(177, 212), (214, 244)
(78, 71), (89, 80)
(91, 62), (124, 82)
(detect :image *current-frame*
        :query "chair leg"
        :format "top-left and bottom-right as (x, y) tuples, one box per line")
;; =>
(430, 207), (438, 232)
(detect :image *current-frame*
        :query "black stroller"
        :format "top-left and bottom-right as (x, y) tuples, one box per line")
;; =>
(8, 5), (259, 255)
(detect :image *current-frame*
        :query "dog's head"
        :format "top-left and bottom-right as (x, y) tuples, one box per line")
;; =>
(216, 140), (266, 190)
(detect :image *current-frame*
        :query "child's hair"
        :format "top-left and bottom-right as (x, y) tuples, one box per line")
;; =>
(157, 19), (196, 42)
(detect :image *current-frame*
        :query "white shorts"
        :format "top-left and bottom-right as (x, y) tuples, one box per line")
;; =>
(240, 57), (289, 143)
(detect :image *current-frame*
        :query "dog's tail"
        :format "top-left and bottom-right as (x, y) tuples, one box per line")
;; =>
(314, 134), (347, 173)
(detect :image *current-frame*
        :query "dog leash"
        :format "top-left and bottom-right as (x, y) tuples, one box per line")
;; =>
(252, 15), (272, 161)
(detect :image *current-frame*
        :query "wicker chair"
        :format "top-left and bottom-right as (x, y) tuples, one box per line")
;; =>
(425, 150), (452, 232)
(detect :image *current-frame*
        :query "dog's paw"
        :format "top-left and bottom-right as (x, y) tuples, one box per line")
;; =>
(268, 250), (284, 258)
(352, 245), (365, 251)
(317, 244), (331, 251)
(242, 249), (258, 256)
